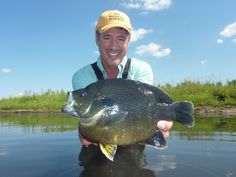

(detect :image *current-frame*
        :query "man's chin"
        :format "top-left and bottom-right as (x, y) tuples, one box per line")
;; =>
(101, 56), (123, 68)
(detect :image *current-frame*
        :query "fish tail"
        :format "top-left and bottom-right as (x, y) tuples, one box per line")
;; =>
(172, 101), (195, 127)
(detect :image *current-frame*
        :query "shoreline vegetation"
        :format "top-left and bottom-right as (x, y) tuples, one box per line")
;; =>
(0, 80), (236, 117)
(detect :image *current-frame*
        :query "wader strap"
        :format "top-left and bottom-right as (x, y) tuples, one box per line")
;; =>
(122, 58), (131, 79)
(91, 58), (131, 80)
(91, 62), (104, 80)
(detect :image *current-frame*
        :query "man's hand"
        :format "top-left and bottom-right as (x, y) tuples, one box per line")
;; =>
(79, 134), (97, 147)
(157, 120), (173, 138)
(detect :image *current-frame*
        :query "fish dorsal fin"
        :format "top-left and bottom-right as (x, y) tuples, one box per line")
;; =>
(99, 143), (117, 161)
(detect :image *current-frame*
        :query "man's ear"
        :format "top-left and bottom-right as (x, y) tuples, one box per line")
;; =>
(95, 31), (100, 45)
(127, 34), (131, 43)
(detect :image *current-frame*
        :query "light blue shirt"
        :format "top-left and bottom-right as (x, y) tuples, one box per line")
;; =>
(72, 56), (153, 90)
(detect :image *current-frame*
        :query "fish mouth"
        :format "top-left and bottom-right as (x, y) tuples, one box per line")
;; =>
(61, 102), (80, 118)
(61, 91), (80, 118)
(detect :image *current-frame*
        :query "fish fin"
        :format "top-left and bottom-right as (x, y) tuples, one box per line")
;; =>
(173, 101), (195, 127)
(145, 130), (167, 149)
(99, 143), (117, 161)
(104, 105), (128, 126)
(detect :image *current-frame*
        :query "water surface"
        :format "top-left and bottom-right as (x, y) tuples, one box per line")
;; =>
(0, 113), (236, 177)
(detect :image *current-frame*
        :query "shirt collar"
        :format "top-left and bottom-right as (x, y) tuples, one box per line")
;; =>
(96, 56), (105, 73)
(118, 56), (128, 72)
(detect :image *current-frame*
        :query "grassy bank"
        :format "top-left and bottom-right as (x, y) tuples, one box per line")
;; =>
(0, 80), (235, 112)
(158, 79), (236, 107)
(0, 90), (66, 111)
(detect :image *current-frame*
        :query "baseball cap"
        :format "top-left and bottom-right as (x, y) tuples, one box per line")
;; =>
(96, 10), (132, 33)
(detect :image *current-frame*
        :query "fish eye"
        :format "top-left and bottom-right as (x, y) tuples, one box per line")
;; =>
(79, 90), (87, 97)
(72, 89), (87, 99)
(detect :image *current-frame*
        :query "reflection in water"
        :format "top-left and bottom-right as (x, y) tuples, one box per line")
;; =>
(0, 113), (77, 134)
(145, 154), (176, 175)
(0, 114), (236, 177)
(0, 148), (8, 156)
(78, 144), (155, 177)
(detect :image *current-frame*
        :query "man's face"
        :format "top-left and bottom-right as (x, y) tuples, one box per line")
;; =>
(96, 27), (131, 68)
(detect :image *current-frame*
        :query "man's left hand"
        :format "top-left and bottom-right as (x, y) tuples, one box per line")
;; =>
(157, 120), (173, 138)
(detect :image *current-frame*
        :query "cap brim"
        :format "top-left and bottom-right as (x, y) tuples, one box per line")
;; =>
(97, 24), (131, 33)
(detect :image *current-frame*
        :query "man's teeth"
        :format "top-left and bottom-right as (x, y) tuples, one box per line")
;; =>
(108, 49), (120, 56)
(109, 53), (118, 56)
(109, 51), (119, 56)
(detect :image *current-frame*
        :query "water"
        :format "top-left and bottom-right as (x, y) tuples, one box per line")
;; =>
(0, 113), (236, 177)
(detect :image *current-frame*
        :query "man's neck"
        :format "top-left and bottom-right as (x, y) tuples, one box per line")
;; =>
(105, 67), (118, 79)
(101, 61), (119, 79)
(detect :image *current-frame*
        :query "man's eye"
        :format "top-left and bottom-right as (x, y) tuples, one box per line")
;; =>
(118, 37), (127, 43)
(103, 36), (111, 40)
(118, 38), (125, 41)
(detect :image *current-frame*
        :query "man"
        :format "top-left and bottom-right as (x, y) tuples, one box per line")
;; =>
(72, 9), (173, 146)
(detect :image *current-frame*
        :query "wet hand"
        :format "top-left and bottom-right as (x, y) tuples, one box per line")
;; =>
(157, 120), (173, 138)
(79, 134), (98, 147)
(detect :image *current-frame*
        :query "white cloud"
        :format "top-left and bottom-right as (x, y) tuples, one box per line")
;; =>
(131, 28), (152, 42)
(0, 68), (12, 73)
(140, 11), (150, 16)
(121, 1), (141, 9)
(216, 39), (224, 44)
(121, 0), (172, 11)
(135, 42), (171, 58)
(220, 22), (236, 38)
(232, 38), (236, 44)
(201, 60), (208, 65)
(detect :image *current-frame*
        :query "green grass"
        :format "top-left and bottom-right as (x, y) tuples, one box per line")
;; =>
(0, 80), (236, 111)
(158, 79), (236, 107)
(0, 89), (67, 111)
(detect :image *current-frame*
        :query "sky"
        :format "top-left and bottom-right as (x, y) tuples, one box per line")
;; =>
(0, 0), (236, 98)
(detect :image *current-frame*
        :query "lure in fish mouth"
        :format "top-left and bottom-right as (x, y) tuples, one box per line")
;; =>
(62, 79), (195, 161)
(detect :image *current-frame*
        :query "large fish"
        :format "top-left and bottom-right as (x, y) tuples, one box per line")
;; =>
(62, 79), (194, 161)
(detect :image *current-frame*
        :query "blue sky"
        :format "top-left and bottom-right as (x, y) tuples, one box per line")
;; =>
(1, 0), (236, 98)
